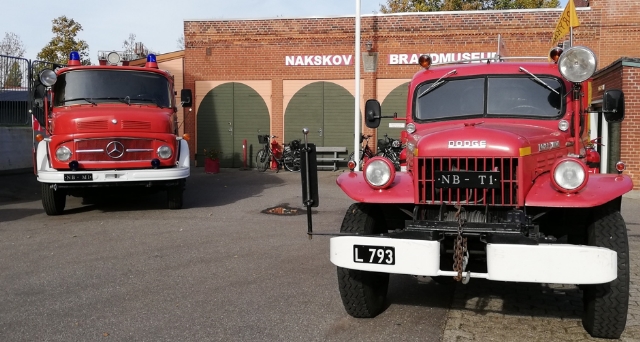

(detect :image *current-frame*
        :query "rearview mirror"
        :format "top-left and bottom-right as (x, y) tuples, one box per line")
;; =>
(180, 89), (192, 108)
(364, 99), (381, 129)
(602, 89), (624, 122)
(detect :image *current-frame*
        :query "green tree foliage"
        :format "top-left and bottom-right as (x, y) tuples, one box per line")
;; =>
(5, 62), (23, 87)
(37, 16), (90, 65)
(380, 0), (559, 13)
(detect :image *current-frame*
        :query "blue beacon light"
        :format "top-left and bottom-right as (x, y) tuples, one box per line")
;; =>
(68, 51), (81, 66)
(145, 54), (158, 68)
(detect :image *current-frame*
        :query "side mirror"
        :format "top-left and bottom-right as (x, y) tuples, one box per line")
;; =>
(180, 89), (192, 108)
(33, 83), (46, 108)
(364, 99), (381, 129)
(602, 89), (624, 122)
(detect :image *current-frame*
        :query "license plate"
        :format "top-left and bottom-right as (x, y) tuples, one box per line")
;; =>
(435, 171), (500, 189)
(353, 245), (395, 265)
(64, 173), (93, 181)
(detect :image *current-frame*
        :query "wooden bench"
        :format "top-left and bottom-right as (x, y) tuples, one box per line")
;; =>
(315, 146), (348, 171)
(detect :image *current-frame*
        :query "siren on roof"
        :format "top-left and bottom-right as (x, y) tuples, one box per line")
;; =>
(68, 51), (81, 66)
(145, 54), (158, 69)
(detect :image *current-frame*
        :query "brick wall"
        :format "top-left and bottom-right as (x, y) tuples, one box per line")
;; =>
(183, 0), (640, 187)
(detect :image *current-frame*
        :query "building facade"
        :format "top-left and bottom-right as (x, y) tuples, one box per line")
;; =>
(182, 0), (640, 188)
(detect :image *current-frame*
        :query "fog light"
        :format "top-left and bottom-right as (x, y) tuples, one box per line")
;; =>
(68, 160), (79, 171)
(151, 158), (160, 169)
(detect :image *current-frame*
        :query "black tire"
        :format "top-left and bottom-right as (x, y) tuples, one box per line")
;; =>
(41, 183), (66, 216)
(256, 149), (269, 172)
(337, 203), (389, 318)
(283, 150), (300, 172)
(582, 202), (629, 339)
(167, 180), (185, 210)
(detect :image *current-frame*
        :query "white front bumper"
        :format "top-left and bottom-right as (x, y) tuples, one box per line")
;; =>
(37, 167), (189, 183)
(330, 236), (617, 284)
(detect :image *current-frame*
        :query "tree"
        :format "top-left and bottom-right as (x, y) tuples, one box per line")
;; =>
(0, 32), (26, 57)
(37, 16), (90, 65)
(380, 0), (559, 12)
(4, 62), (23, 87)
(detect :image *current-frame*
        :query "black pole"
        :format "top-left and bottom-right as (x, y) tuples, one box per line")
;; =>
(302, 128), (313, 239)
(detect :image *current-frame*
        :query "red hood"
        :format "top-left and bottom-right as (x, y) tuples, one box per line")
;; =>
(415, 122), (566, 157)
(51, 104), (174, 135)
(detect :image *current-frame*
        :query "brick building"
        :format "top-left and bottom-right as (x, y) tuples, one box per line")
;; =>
(182, 0), (640, 188)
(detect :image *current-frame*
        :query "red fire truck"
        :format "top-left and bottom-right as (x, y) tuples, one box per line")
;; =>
(33, 52), (192, 215)
(330, 46), (631, 339)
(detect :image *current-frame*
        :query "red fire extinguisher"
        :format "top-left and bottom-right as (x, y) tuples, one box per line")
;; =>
(271, 137), (280, 170)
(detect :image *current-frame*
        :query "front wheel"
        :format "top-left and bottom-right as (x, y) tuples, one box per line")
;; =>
(256, 149), (269, 172)
(167, 180), (185, 210)
(283, 150), (300, 172)
(582, 201), (629, 339)
(41, 183), (66, 215)
(337, 203), (389, 318)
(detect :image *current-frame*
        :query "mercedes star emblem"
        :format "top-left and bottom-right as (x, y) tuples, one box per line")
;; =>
(106, 141), (125, 159)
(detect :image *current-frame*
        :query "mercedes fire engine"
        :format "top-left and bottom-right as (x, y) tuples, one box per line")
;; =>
(33, 52), (192, 215)
(324, 46), (631, 339)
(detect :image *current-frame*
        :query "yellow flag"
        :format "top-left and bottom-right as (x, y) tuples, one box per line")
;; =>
(551, 0), (580, 46)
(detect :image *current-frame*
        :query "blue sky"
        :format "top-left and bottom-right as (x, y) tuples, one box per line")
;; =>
(1, 0), (568, 62)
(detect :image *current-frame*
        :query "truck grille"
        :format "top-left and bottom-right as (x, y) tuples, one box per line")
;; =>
(415, 157), (518, 206)
(75, 138), (154, 161)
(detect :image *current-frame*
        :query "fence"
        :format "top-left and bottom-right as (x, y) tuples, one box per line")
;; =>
(0, 55), (61, 127)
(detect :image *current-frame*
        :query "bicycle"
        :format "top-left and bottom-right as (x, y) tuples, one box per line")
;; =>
(348, 134), (375, 170)
(256, 135), (300, 172)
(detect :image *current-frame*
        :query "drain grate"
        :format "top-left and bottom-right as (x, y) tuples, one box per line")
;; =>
(261, 205), (304, 216)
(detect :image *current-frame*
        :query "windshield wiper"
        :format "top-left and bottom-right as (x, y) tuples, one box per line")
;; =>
(519, 67), (559, 95)
(418, 69), (457, 98)
(131, 98), (164, 109)
(62, 98), (97, 106)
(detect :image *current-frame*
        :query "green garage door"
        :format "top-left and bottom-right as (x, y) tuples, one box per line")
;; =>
(197, 83), (269, 168)
(378, 82), (409, 142)
(284, 82), (354, 151)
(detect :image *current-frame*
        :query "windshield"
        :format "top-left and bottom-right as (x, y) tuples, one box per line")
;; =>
(414, 76), (563, 121)
(53, 70), (172, 108)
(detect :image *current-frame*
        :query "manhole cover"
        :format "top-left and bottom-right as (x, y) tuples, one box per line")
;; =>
(261, 205), (304, 216)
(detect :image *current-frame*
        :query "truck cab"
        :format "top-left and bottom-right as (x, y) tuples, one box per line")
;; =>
(331, 46), (631, 339)
(34, 52), (193, 215)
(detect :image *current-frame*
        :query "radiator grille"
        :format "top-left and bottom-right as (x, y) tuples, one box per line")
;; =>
(75, 138), (154, 161)
(415, 157), (518, 206)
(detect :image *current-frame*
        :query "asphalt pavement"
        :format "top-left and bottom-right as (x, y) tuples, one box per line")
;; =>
(1, 168), (639, 341)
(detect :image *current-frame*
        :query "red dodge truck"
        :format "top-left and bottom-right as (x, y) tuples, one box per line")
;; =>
(330, 45), (631, 339)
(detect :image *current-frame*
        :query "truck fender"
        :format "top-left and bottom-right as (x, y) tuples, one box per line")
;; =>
(336, 171), (414, 203)
(525, 173), (633, 208)
(35, 140), (53, 172)
(177, 139), (190, 169)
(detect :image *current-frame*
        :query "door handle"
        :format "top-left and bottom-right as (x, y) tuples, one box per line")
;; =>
(318, 128), (322, 137)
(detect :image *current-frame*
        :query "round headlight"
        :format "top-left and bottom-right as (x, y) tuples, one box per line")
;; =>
(39, 69), (57, 87)
(107, 51), (121, 65)
(552, 159), (587, 192)
(363, 157), (395, 189)
(558, 46), (597, 83)
(406, 123), (416, 134)
(157, 145), (172, 159)
(56, 146), (72, 162)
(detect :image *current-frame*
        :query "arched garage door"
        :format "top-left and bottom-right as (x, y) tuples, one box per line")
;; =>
(284, 82), (354, 151)
(378, 82), (409, 141)
(197, 83), (269, 168)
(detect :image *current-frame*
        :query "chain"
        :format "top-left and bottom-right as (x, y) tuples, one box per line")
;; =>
(452, 205), (468, 282)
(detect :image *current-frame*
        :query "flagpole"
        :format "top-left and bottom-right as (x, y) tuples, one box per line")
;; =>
(354, 0), (361, 168)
